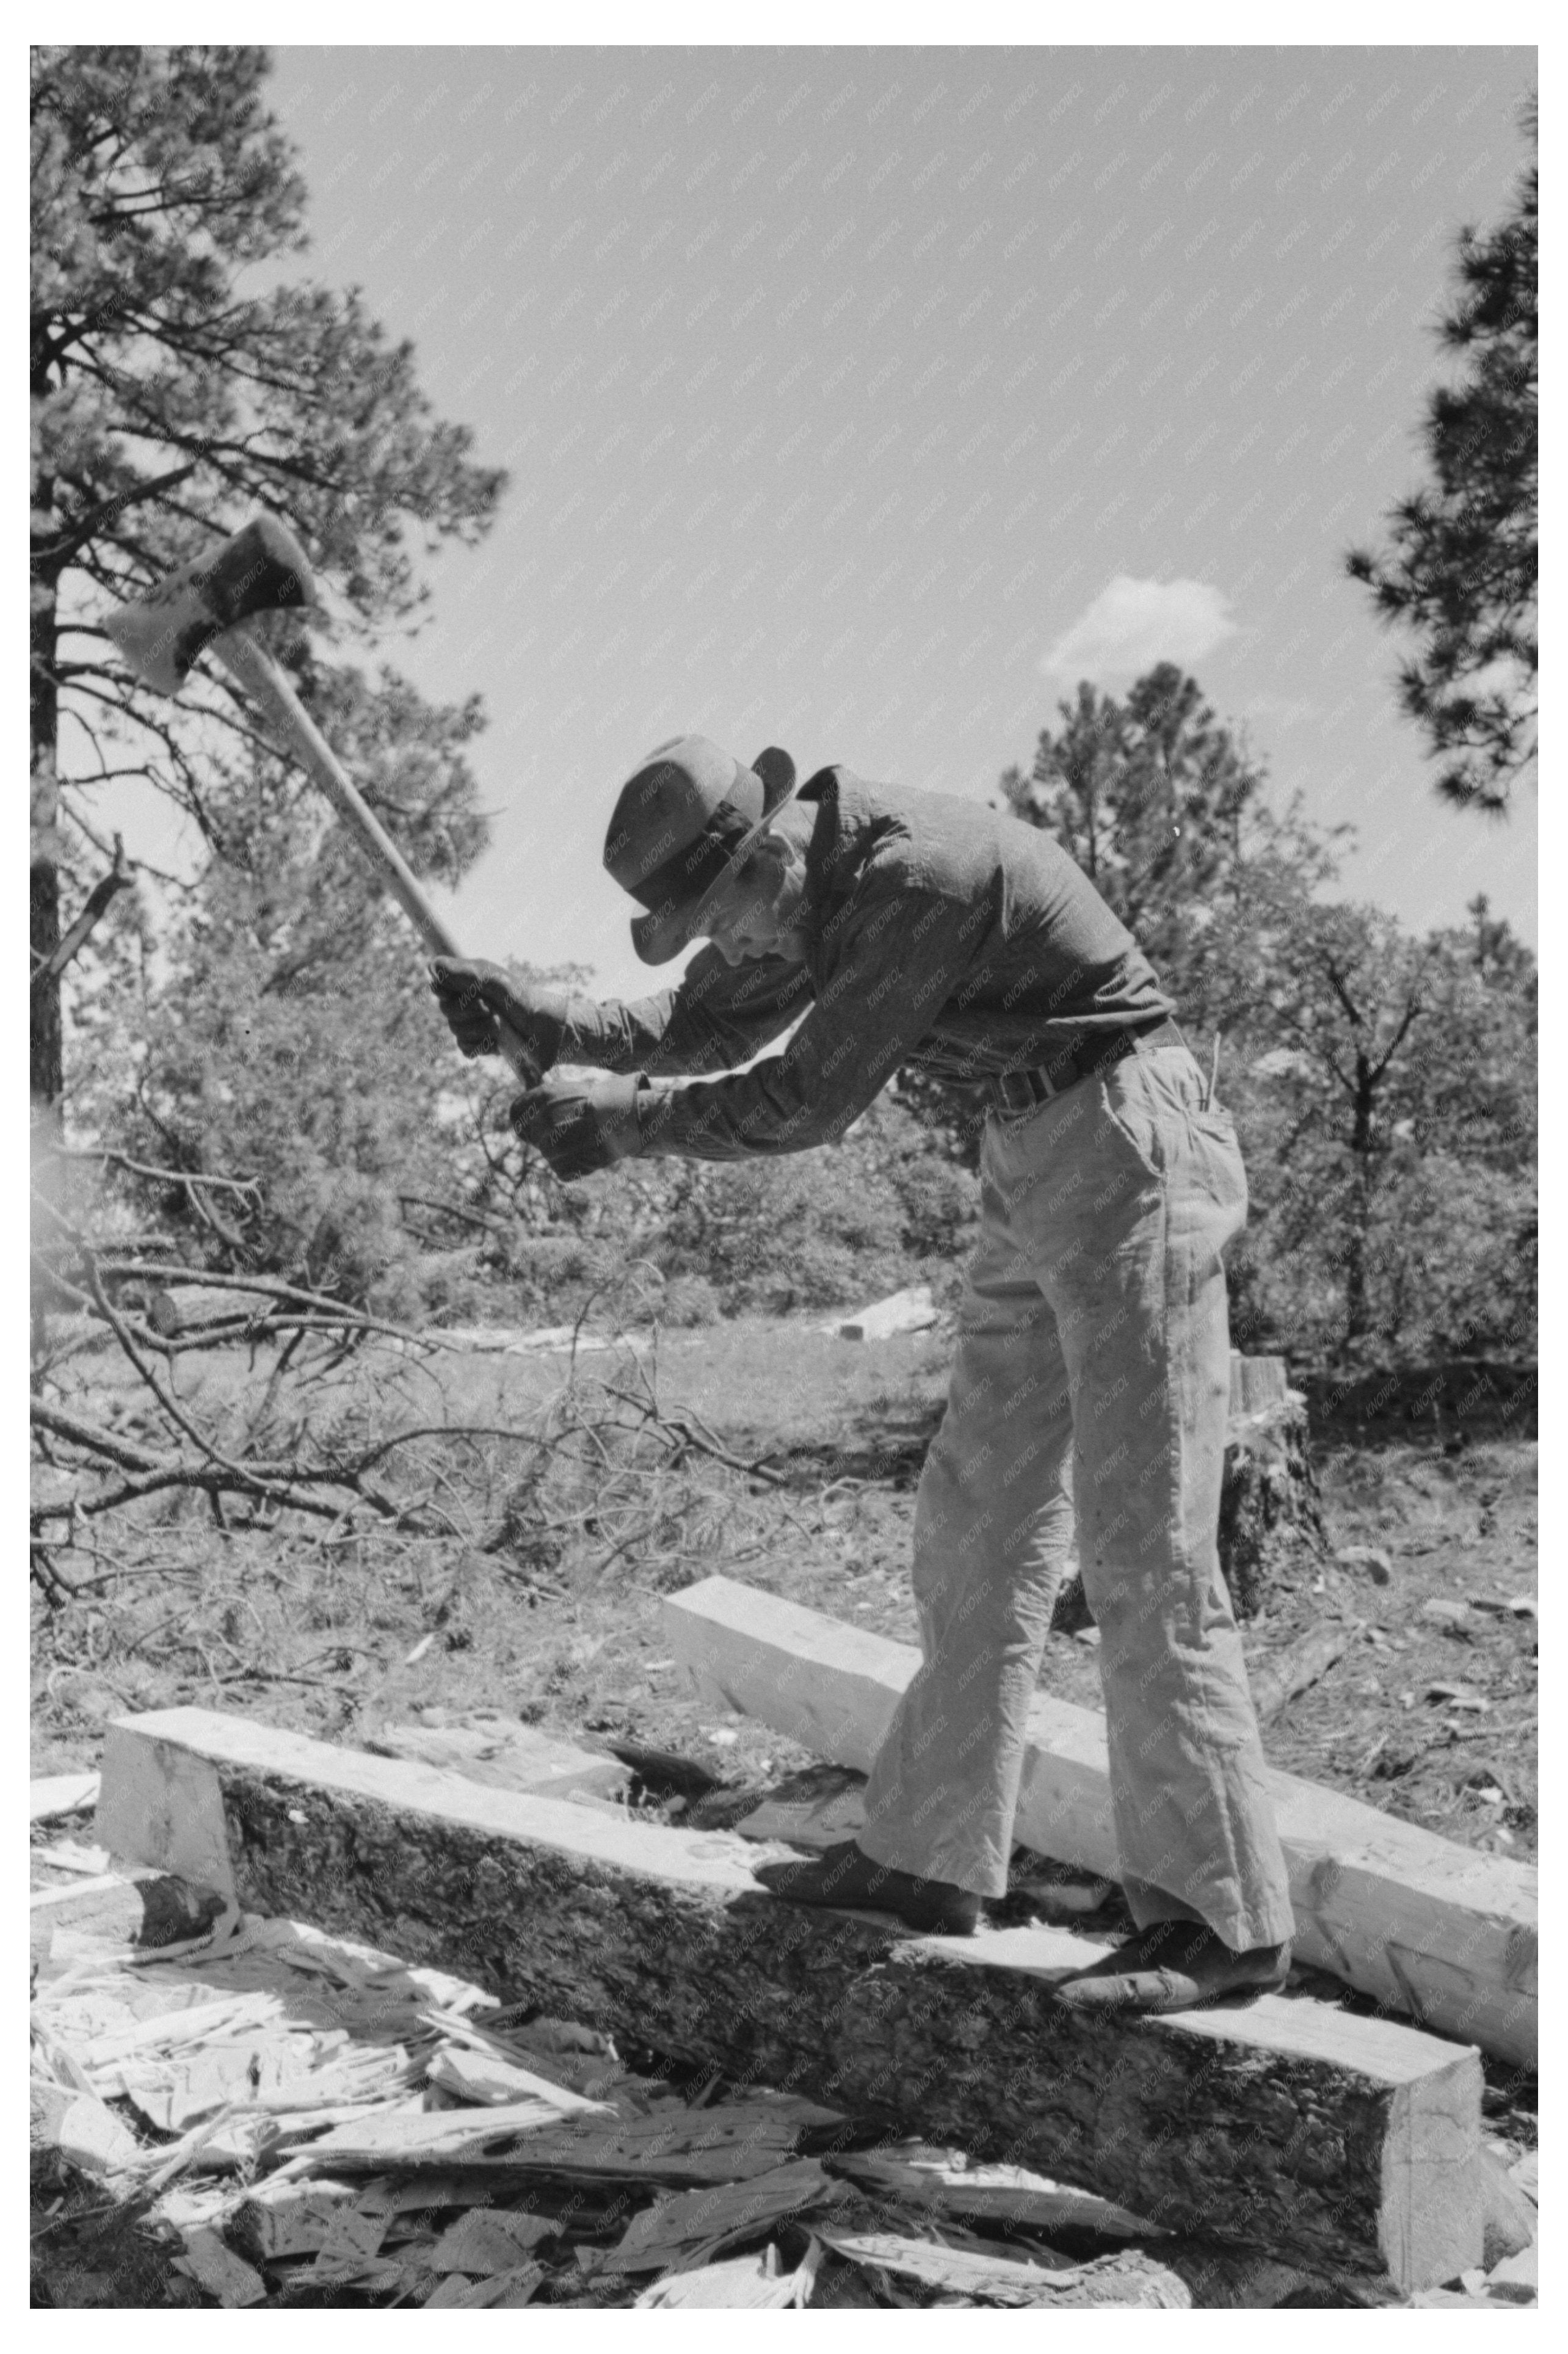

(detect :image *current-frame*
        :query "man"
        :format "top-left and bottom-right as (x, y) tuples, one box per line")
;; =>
(432, 733), (1296, 2014)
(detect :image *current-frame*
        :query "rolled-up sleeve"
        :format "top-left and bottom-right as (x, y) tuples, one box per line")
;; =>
(635, 888), (978, 1160)
(561, 946), (814, 1077)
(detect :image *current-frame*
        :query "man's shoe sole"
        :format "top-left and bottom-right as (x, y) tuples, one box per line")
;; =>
(753, 1855), (981, 1938)
(1054, 1961), (1290, 2016)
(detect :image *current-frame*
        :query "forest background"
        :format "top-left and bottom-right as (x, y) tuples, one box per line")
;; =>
(30, 45), (1536, 1376)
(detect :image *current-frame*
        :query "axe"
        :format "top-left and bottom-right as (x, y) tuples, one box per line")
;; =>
(103, 514), (540, 1084)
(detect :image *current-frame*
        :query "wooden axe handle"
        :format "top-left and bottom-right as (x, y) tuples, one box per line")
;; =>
(211, 627), (542, 1088)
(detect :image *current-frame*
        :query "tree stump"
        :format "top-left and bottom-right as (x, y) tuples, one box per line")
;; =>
(1216, 1355), (1327, 1618)
(1051, 1353), (1326, 1632)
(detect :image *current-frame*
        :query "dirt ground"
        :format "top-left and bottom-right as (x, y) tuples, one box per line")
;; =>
(30, 1316), (1538, 2304)
(31, 1316), (1537, 1862)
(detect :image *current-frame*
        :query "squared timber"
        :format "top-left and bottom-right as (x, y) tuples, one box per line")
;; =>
(664, 1575), (1537, 2068)
(98, 1707), (1481, 2292)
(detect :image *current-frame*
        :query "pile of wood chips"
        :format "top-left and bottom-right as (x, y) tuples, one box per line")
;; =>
(31, 1862), (1200, 2310)
(29, 1770), (1537, 2312)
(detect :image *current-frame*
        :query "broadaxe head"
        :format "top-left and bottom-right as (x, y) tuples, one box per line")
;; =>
(104, 514), (318, 696)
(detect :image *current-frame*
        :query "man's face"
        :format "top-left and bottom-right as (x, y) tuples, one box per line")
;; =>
(700, 835), (806, 967)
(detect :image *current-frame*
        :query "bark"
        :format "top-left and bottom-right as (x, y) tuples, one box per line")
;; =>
(1215, 1394), (1327, 1620)
(1345, 1048), (1375, 1343)
(30, 570), (62, 1114)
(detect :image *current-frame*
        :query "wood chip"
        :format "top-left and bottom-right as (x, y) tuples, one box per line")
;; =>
(174, 2225), (268, 2308)
(419, 2263), (542, 2309)
(636, 2246), (815, 2308)
(85, 1991), (285, 2068)
(299, 2096), (570, 2168)
(604, 2157), (846, 2273)
(30, 2079), (141, 2177)
(311, 2203), (390, 2278)
(125, 2038), (333, 2134)
(29, 1771), (101, 1822)
(424, 2043), (612, 2116)
(1476, 2145), (1536, 2267)
(427, 2206), (556, 2275)
(31, 1839), (114, 1876)
(420, 2272), (474, 2308)
(821, 2231), (1191, 2308)
(233, 2178), (365, 2261)
(830, 2148), (1158, 2239)
(1486, 2242), (1537, 2299)
(429, 2264), (543, 2308)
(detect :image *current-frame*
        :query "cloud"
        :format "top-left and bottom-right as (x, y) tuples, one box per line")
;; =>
(1041, 575), (1238, 685)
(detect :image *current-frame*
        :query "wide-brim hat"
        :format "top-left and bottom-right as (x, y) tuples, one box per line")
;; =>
(603, 734), (798, 964)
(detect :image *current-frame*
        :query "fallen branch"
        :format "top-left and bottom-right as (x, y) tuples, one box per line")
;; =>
(601, 1381), (790, 1489)
(397, 1191), (514, 1238)
(1250, 1622), (1359, 1722)
(30, 836), (133, 994)
(64, 1254), (453, 1351)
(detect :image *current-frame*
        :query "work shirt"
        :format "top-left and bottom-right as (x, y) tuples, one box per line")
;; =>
(562, 766), (1172, 1161)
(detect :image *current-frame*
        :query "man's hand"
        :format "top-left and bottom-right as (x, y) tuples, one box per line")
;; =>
(429, 959), (570, 1070)
(510, 1076), (646, 1180)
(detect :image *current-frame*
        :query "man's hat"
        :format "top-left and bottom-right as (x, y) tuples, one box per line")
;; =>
(603, 734), (798, 964)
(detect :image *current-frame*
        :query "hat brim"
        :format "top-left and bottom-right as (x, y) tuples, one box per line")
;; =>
(629, 747), (797, 964)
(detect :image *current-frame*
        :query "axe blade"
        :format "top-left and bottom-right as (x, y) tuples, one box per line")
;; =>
(104, 514), (318, 697)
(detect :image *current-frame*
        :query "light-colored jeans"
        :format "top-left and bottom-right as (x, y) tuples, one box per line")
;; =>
(857, 1042), (1296, 1952)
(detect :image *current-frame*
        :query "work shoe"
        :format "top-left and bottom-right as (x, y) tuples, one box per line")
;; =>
(752, 1840), (982, 1936)
(1052, 1920), (1290, 2015)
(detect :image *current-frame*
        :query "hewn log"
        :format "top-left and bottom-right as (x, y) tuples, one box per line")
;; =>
(97, 1707), (1481, 2293)
(664, 1577), (1537, 2068)
(366, 1721), (629, 1806)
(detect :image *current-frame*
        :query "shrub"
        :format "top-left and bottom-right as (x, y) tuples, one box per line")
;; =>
(658, 1274), (723, 1328)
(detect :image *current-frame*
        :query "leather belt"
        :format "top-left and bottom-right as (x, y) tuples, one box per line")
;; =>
(990, 1018), (1183, 1114)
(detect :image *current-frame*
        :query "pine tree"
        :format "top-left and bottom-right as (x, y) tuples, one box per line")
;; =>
(1346, 100), (1537, 814)
(999, 661), (1342, 1029)
(30, 46), (506, 1114)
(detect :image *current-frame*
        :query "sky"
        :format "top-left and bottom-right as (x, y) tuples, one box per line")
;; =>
(253, 43), (1537, 998)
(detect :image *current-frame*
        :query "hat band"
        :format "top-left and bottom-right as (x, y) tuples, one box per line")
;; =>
(625, 797), (756, 917)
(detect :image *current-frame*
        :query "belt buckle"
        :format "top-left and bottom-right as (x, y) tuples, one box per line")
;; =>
(996, 1070), (1037, 1113)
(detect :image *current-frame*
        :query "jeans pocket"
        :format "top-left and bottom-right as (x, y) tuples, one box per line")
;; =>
(1189, 1108), (1249, 1226)
(1097, 1070), (1163, 1179)
(1101, 1062), (1248, 1212)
